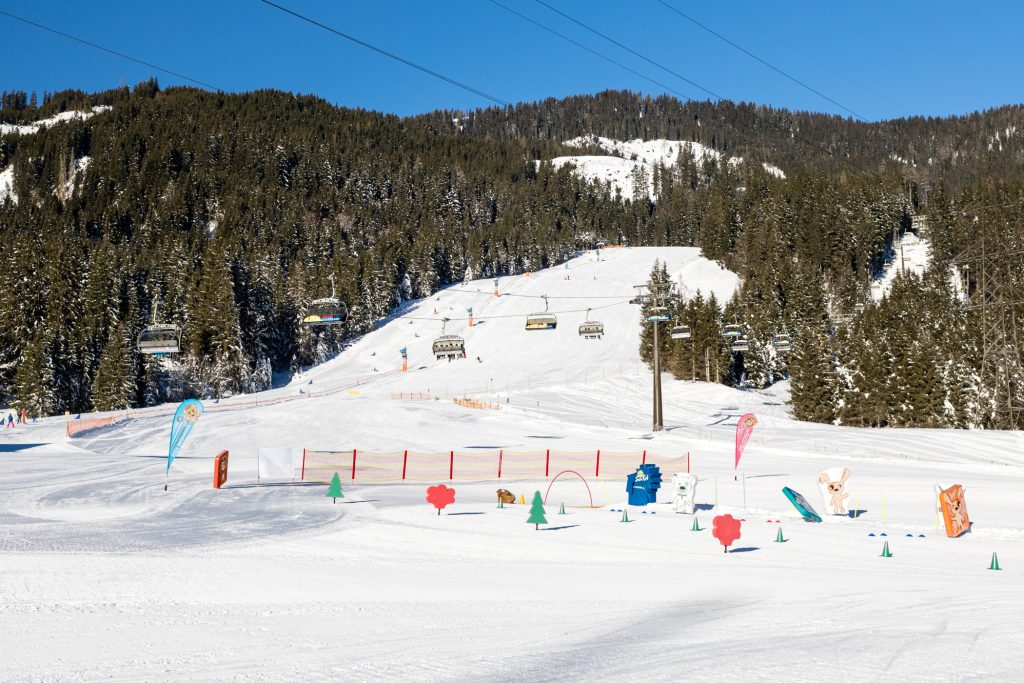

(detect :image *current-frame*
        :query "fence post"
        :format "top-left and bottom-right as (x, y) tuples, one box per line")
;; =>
(449, 450), (454, 480)
(595, 449), (601, 478)
(545, 449), (550, 477)
(402, 450), (408, 480)
(497, 449), (503, 479)
(351, 448), (357, 480)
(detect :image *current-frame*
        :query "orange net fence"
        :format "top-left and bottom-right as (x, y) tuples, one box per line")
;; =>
(452, 398), (501, 411)
(300, 448), (687, 483)
(66, 413), (127, 437)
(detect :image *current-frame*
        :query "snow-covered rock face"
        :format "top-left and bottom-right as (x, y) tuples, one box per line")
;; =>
(542, 135), (784, 201)
(0, 105), (111, 136)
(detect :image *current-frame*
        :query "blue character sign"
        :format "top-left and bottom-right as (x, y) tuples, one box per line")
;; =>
(626, 464), (662, 506)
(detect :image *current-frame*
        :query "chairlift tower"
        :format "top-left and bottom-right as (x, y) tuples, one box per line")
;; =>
(953, 215), (1024, 429)
(636, 282), (673, 432)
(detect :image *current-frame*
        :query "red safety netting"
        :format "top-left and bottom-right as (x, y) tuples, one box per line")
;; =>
(299, 449), (690, 483)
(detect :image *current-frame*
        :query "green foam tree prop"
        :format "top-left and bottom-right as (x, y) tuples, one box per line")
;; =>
(527, 491), (547, 530)
(326, 472), (344, 503)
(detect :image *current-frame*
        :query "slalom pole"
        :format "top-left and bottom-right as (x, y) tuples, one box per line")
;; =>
(742, 472), (747, 512)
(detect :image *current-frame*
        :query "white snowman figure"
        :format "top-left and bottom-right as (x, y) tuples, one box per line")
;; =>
(671, 473), (698, 514)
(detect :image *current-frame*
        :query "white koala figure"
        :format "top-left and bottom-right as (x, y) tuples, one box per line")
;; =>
(671, 473), (698, 514)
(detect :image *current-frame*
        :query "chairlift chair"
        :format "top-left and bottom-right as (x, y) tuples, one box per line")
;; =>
(731, 337), (750, 353)
(671, 325), (692, 340)
(720, 323), (743, 338)
(433, 318), (466, 359)
(772, 334), (792, 353)
(578, 308), (604, 339)
(646, 306), (671, 322)
(138, 301), (181, 356)
(139, 324), (181, 356)
(526, 295), (558, 330)
(302, 274), (348, 327)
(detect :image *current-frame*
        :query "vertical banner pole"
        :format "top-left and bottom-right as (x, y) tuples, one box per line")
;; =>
(301, 448), (307, 481)
(595, 449), (601, 478)
(641, 450), (646, 465)
(402, 450), (408, 481)
(742, 472), (747, 511)
(687, 451), (690, 474)
(351, 448), (357, 481)
(545, 449), (550, 477)
(498, 449), (503, 479)
(449, 450), (454, 481)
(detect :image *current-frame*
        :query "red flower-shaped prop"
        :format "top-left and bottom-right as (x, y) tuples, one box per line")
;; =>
(712, 514), (742, 552)
(426, 484), (456, 515)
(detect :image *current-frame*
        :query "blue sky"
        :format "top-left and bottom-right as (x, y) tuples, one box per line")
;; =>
(2, 1), (1021, 121)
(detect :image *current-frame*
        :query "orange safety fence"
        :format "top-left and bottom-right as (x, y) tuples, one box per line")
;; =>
(452, 398), (501, 411)
(300, 448), (687, 483)
(66, 413), (126, 437)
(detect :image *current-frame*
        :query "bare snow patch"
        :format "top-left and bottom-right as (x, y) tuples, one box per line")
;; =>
(543, 135), (783, 201)
(0, 105), (111, 136)
(0, 165), (15, 204)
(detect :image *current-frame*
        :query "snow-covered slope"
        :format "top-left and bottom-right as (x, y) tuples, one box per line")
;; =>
(871, 230), (930, 301)
(0, 165), (15, 204)
(545, 135), (785, 201)
(2, 246), (1023, 681)
(0, 105), (111, 136)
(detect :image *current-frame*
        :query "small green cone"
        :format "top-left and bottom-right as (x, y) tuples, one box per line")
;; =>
(691, 517), (701, 532)
(775, 527), (786, 543)
(559, 502), (566, 515)
(620, 509), (630, 523)
(880, 541), (892, 558)
(989, 552), (1001, 571)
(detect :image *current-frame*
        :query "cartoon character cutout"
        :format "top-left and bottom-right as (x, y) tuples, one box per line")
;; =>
(939, 484), (970, 538)
(817, 467), (851, 516)
(181, 402), (202, 423)
(671, 473), (698, 514)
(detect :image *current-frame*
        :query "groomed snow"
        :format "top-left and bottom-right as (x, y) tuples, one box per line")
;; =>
(2, 246), (1023, 681)
(871, 230), (931, 301)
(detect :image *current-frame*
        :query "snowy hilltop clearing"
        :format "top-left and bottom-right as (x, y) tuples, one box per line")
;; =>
(2, 246), (1023, 681)
(0, 104), (111, 136)
(543, 134), (785, 201)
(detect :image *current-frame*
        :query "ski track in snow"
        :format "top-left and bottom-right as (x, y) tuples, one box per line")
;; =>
(2, 246), (1024, 680)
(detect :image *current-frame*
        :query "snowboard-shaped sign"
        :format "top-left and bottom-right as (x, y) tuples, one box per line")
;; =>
(782, 486), (822, 523)
(671, 473), (698, 514)
(938, 484), (970, 538)
(817, 466), (851, 516)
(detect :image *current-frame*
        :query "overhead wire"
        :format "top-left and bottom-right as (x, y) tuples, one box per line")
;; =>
(531, 0), (723, 101)
(720, 8), (913, 117)
(0, 9), (221, 91)
(259, 0), (509, 107)
(488, 0), (695, 101)
(653, 0), (866, 121)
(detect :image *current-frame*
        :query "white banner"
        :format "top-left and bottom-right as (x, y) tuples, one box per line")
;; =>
(258, 448), (302, 483)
